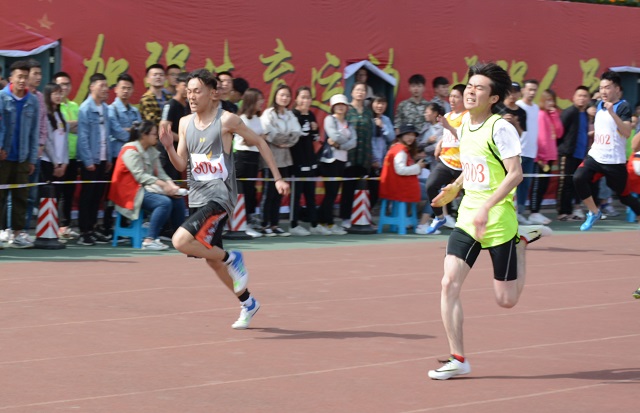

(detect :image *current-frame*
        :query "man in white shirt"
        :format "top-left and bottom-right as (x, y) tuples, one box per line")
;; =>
(573, 71), (640, 231)
(515, 80), (540, 224)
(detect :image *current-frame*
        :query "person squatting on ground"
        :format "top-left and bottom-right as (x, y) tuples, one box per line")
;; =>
(159, 68), (289, 329)
(572, 71), (640, 231)
(109, 120), (185, 251)
(427, 63), (551, 380)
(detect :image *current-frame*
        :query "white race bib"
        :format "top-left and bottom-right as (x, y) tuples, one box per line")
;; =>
(441, 128), (459, 148)
(460, 154), (490, 191)
(190, 153), (228, 182)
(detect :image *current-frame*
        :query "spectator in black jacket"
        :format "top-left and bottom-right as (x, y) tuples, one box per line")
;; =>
(556, 86), (591, 221)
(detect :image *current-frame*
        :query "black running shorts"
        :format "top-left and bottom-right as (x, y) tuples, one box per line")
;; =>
(446, 227), (519, 281)
(181, 201), (228, 250)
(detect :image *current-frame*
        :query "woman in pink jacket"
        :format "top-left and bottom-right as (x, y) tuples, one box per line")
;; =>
(529, 89), (564, 225)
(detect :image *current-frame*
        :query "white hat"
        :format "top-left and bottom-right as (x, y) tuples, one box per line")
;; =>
(329, 94), (349, 108)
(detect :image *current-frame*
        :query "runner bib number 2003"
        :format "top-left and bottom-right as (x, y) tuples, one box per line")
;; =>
(460, 154), (490, 191)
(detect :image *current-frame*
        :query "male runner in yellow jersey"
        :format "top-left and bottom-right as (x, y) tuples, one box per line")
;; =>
(428, 63), (551, 380)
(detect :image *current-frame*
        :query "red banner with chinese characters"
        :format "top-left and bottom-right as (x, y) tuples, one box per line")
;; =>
(1, 0), (639, 111)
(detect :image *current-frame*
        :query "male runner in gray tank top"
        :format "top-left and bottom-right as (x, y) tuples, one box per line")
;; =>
(159, 69), (289, 329)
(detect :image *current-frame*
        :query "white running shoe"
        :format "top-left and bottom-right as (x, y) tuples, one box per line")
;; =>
(231, 298), (260, 329)
(428, 357), (471, 380)
(10, 232), (34, 249)
(341, 219), (352, 229)
(261, 228), (277, 237)
(330, 225), (347, 235)
(518, 225), (553, 244)
(517, 213), (531, 225)
(443, 215), (456, 229)
(245, 228), (263, 238)
(290, 225), (311, 236)
(572, 208), (585, 219)
(227, 251), (249, 293)
(309, 225), (331, 235)
(59, 227), (80, 240)
(141, 238), (169, 251)
(528, 212), (551, 225)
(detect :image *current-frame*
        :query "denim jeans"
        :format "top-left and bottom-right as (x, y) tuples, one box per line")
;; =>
(516, 156), (535, 214)
(141, 191), (186, 239)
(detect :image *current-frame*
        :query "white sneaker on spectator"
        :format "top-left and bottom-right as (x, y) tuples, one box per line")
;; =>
(59, 227), (80, 240)
(341, 219), (351, 229)
(0, 229), (12, 245)
(290, 225), (311, 236)
(572, 207), (585, 219)
(273, 227), (290, 237)
(528, 212), (551, 225)
(443, 215), (456, 229)
(10, 232), (34, 249)
(245, 228), (262, 238)
(517, 213), (531, 225)
(330, 225), (347, 235)
(261, 228), (277, 237)
(309, 225), (331, 235)
(142, 238), (169, 251)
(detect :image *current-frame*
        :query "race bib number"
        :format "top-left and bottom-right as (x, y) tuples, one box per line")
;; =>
(441, 129), (459, 148)
(460, 155), (490, 191)
(190, 153), (228, 182)
(593, 133), (611, 146)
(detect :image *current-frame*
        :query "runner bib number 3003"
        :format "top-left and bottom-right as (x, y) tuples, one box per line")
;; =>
(190, 153), (229, 182)
(460, 154), (490, 191)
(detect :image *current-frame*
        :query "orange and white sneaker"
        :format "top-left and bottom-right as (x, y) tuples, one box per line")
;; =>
(428, 356), (471, 380)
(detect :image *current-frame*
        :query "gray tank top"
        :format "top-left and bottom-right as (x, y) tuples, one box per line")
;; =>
(185, 106), (236, 215)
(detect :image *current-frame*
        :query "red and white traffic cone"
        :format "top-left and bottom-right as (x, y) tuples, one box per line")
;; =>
(223, 188), (252, 240)
(347, 179), (376, 234)
(34, 184), (65, 249)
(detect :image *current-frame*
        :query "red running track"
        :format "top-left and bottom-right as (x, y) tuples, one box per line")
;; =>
(0, 230), (638, 412)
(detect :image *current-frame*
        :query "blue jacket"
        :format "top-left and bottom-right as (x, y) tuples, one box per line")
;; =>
(0, 86), (40, 164)
(371, 115), (395, 166)
(109, 98), (141, 157)
(77, 96), (119, 167)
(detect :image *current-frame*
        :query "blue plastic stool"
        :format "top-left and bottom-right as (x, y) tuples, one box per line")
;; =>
(112, 212), (147, 248)
(626, 193), (638, 223)
(377, 199), (418, 235)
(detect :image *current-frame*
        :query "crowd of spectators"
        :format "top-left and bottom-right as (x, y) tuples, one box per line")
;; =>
(1, 60), (639, 249)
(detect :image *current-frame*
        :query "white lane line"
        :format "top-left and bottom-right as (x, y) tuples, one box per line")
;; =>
(1, 333), (638, 411)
